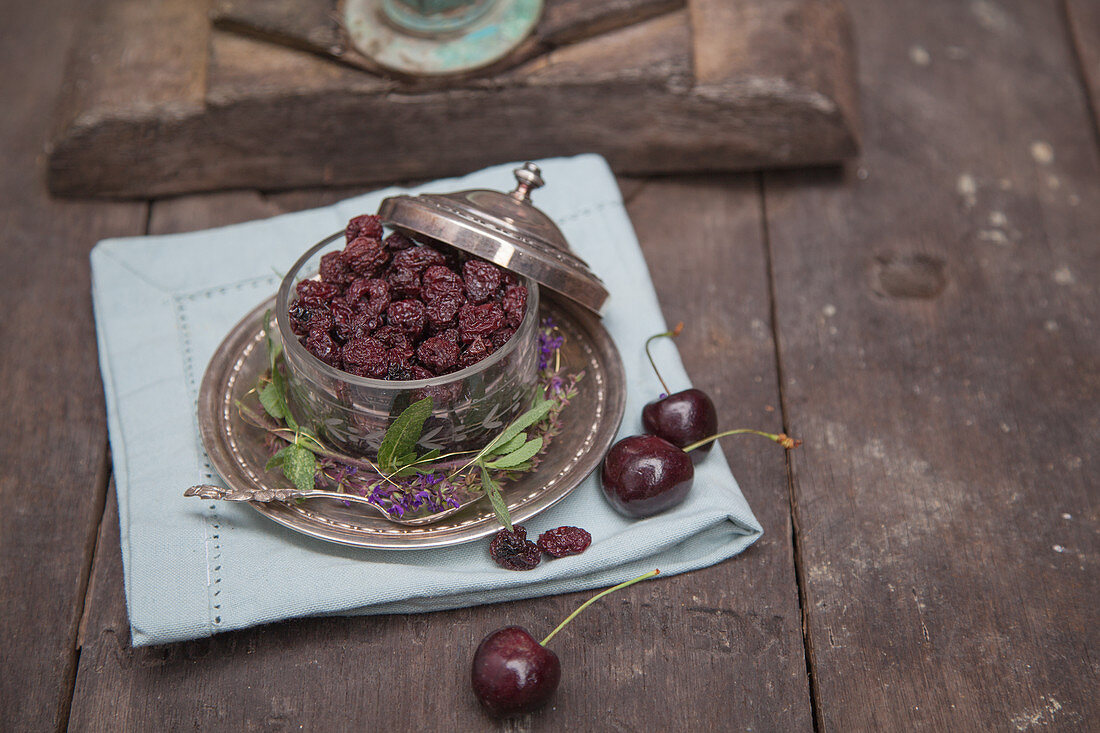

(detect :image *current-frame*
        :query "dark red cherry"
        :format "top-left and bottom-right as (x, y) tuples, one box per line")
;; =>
(469, 571), (660, 718)
(642, 388), (718, 461)
(600, 434), (694, 517)
(471, 626), (561, 718)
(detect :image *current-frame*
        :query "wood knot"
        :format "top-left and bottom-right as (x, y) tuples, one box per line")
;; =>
(871, 253), (947, 299)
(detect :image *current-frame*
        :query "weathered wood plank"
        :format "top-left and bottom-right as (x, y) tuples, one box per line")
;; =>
(48, 0), (859, 198)
(0, 0), (148, 729)
(51, 0), (211, 136)
(212, 0), (344, 56)
(210, 0), (682, 66)
(68, 177), (813, 729)
(538, 0), (683, 46)
(1065, 0), (1100, 135)
(764, 0), (1100, 728)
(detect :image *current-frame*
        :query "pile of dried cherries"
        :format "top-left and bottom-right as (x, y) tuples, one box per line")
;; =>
(288, 214), (528, 380)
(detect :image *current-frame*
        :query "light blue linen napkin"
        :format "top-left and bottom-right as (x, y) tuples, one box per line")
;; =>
(92, 155), (762, 646)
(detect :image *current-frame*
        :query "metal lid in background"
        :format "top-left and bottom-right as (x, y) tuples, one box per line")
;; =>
(378, 162), (609, 314)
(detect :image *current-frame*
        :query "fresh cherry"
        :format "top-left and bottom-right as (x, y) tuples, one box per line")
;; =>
(600, 435), (694, 518)
(471, 570), (659, 718)
(641, 324), (719, 461)
(471, 626), (561, 718)
(601, 430), (801, 518)
(642, 388), (718, 461)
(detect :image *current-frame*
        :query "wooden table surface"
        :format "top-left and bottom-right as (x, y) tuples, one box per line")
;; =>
(3, 0), (1097, 730)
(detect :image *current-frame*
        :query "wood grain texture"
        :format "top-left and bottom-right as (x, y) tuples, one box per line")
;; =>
(763, 0), (1100, 729)
(48, 0), (859, 197)
(0, 0), (147, 729)
(213, 0), (343, 56)
(537, 0), (683, 46)
(210, 0), (682, 67)
(51, 0), (211, 135)
(67, 178), (813, 730)
(1065, 0), (1100, 135)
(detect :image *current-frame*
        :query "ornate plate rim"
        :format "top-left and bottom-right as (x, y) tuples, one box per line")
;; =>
(197, 294), (625, 549)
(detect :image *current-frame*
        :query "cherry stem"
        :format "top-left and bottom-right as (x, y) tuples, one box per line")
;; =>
(682, 429), (802, 453)
(644, 322), (683, 396)
(541, 569), (660, 647)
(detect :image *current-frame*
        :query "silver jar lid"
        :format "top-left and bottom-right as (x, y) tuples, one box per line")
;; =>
(378, 162), (609, 314)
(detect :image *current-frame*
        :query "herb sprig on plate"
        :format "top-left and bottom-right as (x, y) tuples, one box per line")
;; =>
(239, 315), (583, 527)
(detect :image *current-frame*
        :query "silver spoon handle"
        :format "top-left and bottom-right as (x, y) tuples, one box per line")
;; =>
(183, 484), (472, 527)
(185, 484), (377, 507)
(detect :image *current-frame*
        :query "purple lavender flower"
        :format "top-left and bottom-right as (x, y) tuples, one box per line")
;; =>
(538, 319), (565, 371)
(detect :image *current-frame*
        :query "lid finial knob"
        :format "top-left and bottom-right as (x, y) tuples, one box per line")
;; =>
(509, 162), (545, 203)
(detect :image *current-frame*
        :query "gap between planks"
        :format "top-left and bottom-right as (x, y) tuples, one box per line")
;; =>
(756, 171), (824, 733)
(56, 443), (114, 733)
(59, 199), (154, 733)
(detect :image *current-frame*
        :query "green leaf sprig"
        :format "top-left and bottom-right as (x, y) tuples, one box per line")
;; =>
(244, 312), (578, 525)
(449, 398), (555, 531)
(253, 312), (321, 492)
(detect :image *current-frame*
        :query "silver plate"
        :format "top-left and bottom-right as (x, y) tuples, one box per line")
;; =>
(197, 294), (625, 549)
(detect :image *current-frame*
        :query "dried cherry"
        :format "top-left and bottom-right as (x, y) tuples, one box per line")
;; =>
(387, 267), (421, 299)
(296, 279), (339, 307)
(416, 334), (459, 373)
(306, 329), (340, 367)
(502, 285), (527, 328)
(372, 325), (409, 350)
(489, 526), (542, 571)
(387, 300), (427, 338)
(459, 302), (505, 343)
(387, 346), (415, 370)
(536, 527), (592, 558)
(490, 327), (516, 349)
(343, 237), (389, 277)
(425, 296), (463, 330)
(459, 335), (494, 369)
(421, 265), (464, 302)
(463, 260), (503, 304)
(393, 245), (447, 274)
(341, 336), (387, 378)
(346, 214), (383, 242)
(320, 251), (354, 286)
(384, 231), (415, 250)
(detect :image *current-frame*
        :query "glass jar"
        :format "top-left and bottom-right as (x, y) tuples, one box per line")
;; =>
(275, 231), (540, 459)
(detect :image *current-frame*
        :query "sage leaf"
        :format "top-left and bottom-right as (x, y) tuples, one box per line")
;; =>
(259, 382), (286, 420)
(489, 431), (527, 456)
(283, 444), (316, 493)
(378, 397), (433, 472)
(483, 400), (553, 455)
(480, 465), (513, 532)
(263, 310), (282, 372)
(265, 446), (289, 472)
(485, 437), (543, 469)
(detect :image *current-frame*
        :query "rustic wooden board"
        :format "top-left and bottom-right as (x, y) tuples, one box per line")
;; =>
(213, 0), (344, 56)
(211, 0), (683, 68)
(67, 179), (814, 729)
(47, 0), (859, 198)
(1065, 0), (1100, 134)
(763, 0), (1100, 728)
(0, 1), (148, 730)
